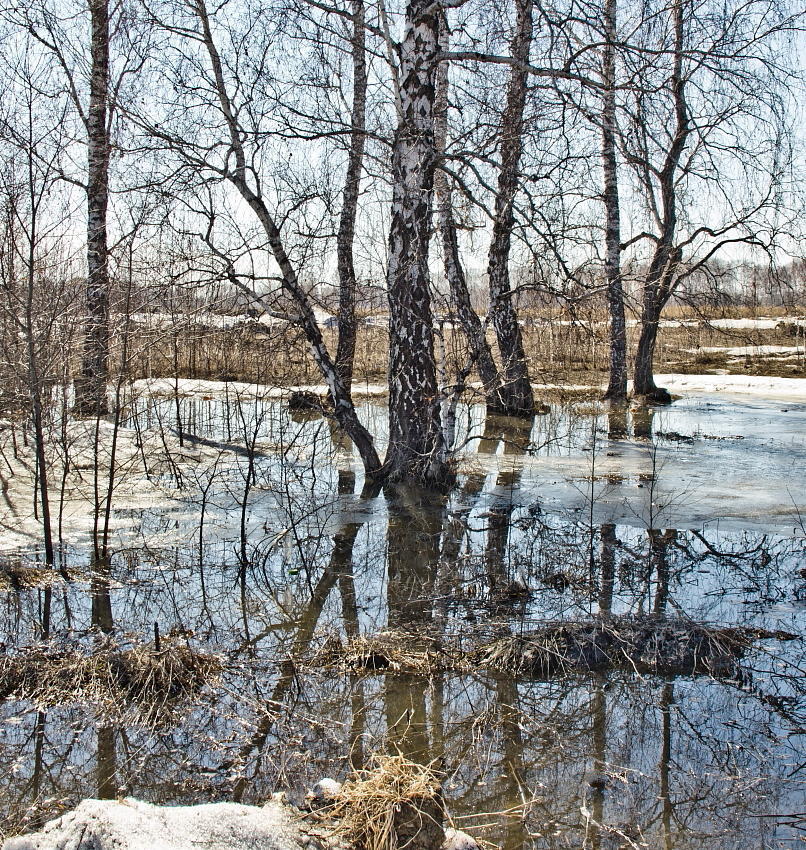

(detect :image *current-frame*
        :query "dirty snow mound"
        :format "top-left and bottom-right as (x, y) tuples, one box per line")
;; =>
(2, 798), (310, 850)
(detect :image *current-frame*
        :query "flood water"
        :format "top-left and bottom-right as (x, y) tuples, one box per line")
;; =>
(1, 388), (804, 849)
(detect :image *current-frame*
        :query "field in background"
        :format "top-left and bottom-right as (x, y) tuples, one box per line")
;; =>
(119, 304), (806, 390)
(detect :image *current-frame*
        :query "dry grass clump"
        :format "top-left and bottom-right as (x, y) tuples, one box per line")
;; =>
(315, 630), (458, 676)
(0, 562), (66, 591)
(0, 637), (222, 724)
(326, 753), (444, 850)
(474, 617), (761, 678)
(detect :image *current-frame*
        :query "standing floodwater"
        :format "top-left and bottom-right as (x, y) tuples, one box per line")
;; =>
(0, 385), (804, 848)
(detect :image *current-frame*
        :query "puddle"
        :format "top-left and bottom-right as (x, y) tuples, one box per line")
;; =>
(0, 390), (804, 848)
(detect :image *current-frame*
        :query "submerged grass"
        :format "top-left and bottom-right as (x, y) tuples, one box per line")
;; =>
(0, 563), (64, 591)
(473, 618), (796, 678)
(0, 636), (222, 725)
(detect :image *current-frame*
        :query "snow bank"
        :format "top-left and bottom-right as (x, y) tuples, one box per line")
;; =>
(654, 373), (806, 400)
(131, 378), (388, 400)
(687, 345), (803, 357)
(130, 375), (805, 404)
(125, 309), (334, 331)
(1, 798), (308, 850)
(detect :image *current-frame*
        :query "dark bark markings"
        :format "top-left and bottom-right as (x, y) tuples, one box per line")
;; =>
(601, 0), (627, 403)
(384, 0), (446, 486)
(335, 0), (368, 390)
(75, 0), (111, 415)
(486, 0), (535, 418)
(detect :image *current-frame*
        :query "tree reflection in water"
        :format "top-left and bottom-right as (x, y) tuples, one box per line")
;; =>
(0, 400), (803, 849)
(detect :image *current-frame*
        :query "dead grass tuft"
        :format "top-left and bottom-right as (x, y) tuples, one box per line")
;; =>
(325, 753), (444, 850)
(315, 630), (458, 676)
(0, 563), (67, 591)
(0, 637), (222, 724)
(472, 617), (773, 678)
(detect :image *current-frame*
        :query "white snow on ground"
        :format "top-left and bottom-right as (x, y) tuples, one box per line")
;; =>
(652, 373), (806, 400)
(1, 798), (307, 850)
(706, 317), (780, 330)
(707, 316), (806, 330)
(124, 311), (806, 334)
(630, 316), (806, 330)
(687, 345), (803, 357)
(0, 418), (220, 551)
(131, 378), (388, 400)
(130, 375), (806, 403)
(124, 309), (336, 331)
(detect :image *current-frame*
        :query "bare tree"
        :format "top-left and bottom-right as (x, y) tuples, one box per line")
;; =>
(13, 0), (115, 415)
(0, 46), (80, 584)
(138, 0), (382, 475)
(629, 0), (689, 403)
(600, 0), (627, 404)
(485, 0), (535, 418)
(383, 0), (447, 485)
(433, 16), (501, 410)
(623, 0), (800, 402)
(334, 0), (367, 390)
(74, 0), (112, 415)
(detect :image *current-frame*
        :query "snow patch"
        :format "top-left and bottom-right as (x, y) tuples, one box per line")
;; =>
(1, 798), (307, 850)
(653, 373), (806, 400)
(687, 345), (803, 357)
(131, 378), (388, 400)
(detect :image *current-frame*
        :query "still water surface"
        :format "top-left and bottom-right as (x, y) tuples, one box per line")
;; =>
(1, 390), (804, 848)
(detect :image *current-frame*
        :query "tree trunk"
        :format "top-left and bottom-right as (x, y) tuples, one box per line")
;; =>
(601, 0), (627, 404)
(194, 0), (381, 476)
(632, 0), (687, 405)
(384, 0), (447, 487)
(486, 0), (535, 418)
(433, 25), (500, 405)
(633, 298), (669, 401)
(75, 0), (111, 416)
(335, 0), (367, 390)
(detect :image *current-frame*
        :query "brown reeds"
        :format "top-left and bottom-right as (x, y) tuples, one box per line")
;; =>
(0, 637), (222, 725)
(324, 753), (445, 850)
(472, 617), (772, 678)
(119, 307), (804, 394)
(314, 630), (458, 676)
(310, 619), (794, 681)
(0, 562), (66, 591)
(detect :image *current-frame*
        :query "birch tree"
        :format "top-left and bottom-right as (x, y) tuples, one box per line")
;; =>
(383, 0), (447, 485)
(485, 0), (535, 418)
(433, 17), (501, 412)
(74, 0), (111, 415)
(10, 0), (152, 416)
(600, 0), (627, 404)
(139, 0), (382, 475)
(334, 0), (368, 390)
